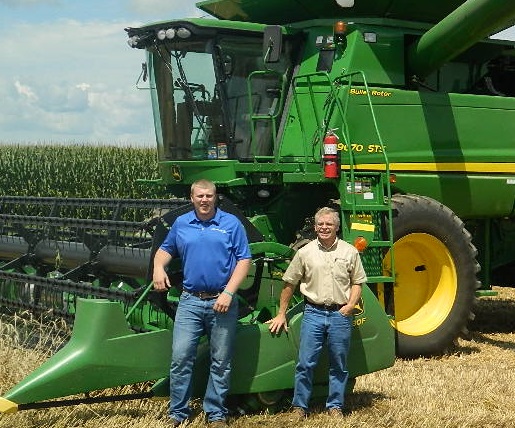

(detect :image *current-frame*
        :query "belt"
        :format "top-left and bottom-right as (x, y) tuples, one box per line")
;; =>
(306, 301), (343, 311)
(189, 291), (221, 300)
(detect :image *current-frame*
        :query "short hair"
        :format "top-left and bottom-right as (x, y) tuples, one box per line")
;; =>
(314, 206), (340, 228)
(190, 179), (216, 196)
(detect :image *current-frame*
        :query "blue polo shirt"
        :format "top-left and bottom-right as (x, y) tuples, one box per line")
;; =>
(159, 208), (252, 293)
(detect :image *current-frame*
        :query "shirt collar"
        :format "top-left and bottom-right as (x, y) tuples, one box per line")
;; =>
(317, 236), (338, 251)
(187, 207), (221, 225)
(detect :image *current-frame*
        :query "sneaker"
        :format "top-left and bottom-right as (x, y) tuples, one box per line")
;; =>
(171, 419), (185, 427)
(327, 407), (344, 418)
(209, 420), (228, 428)
(288, 407), (307, 422)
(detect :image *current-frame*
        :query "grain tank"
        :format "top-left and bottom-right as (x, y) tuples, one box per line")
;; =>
(1, 0), (515, 415)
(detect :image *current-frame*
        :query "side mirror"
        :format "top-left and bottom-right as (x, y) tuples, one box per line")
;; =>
(263, 25), (282, 63)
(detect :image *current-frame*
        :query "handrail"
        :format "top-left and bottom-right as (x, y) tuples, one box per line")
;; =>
(333, 71), (390, 214)
(290, 69), (395, 281)
(334, 70), (395, 282)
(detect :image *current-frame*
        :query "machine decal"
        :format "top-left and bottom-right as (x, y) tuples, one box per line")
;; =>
(338, 143), (386, 153)
(171, 164), (183, 181)
(349, 88), (392, 97)
(352, 297), (366, 327)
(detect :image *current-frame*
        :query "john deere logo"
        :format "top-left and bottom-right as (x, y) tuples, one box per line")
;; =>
(171, 165), (182, 181)
(352, 297), (367, 327)
(352, 297), (365, 316)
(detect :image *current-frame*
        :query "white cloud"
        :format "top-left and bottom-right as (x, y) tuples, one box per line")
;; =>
(76, 83), (91, 91)
(129, 0), (200, 18)
(0, 18), (155, 144)
(0, 0), (59, 6)
(14, 80), (38, 102)
(0, 0), (205, 144)
(36, 83), (90, 113)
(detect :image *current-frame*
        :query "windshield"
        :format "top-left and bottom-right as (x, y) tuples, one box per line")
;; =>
(148, 33), (294, 161)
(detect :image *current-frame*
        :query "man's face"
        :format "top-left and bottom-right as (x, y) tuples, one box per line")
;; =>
(191, 185), (216, 220)
(315, 213), (338, 243)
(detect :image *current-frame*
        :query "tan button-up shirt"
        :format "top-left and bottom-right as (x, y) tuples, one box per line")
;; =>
(282, 238), (367, 306)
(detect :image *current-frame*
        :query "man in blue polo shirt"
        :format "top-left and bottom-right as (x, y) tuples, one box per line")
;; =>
(153, 179), (252, 427)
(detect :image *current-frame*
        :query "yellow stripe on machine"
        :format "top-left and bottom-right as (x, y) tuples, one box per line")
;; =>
(351, 222), (375, 232)
(341, 162), (515, 174)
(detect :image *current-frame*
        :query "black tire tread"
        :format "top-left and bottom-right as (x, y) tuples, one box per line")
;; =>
(390, 194), (479, 357)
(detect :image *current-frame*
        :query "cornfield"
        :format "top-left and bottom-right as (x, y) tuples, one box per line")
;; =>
(0, 144), (163, 199)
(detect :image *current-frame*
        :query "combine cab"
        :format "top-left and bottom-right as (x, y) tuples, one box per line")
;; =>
(3, 0), (515, 415)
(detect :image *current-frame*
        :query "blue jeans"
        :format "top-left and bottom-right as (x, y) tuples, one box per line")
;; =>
(292, 304), (353, 411)
(169, 291), (238, 423)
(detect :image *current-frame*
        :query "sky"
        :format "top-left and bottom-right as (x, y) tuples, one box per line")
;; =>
(0, 1), (514, 147)
(0, 0), (201, 146)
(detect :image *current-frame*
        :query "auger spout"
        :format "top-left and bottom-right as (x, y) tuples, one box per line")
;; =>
(408, 0), (515, 80)
(0, 298), (172, 412)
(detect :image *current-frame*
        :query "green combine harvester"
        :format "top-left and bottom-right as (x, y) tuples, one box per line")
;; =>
(2, 0), (515, 415)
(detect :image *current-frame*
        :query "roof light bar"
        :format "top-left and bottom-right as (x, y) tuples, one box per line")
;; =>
(126, 25), (189, 49)
(176, 27), (191, 39)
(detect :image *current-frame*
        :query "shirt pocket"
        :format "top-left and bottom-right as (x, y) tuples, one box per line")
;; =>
(333, 257), (352, 282)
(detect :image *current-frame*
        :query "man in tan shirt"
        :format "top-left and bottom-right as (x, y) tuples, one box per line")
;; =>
(267, 206), (367, 419)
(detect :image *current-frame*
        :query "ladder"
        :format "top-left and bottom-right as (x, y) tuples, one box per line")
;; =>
(334, 71), (395, 286)
(290, 69), (395, 291)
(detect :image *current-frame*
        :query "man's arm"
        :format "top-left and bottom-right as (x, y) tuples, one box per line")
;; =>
(213, 258), (252, 313)
(265, 282), (296, 333)
(153, 248), (173, 291)
(225, 258), (252, 295)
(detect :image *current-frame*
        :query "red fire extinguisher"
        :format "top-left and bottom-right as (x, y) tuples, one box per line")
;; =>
(323, 131), (339, 178)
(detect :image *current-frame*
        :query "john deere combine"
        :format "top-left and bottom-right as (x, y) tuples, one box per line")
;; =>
(2, 0), (515, 415)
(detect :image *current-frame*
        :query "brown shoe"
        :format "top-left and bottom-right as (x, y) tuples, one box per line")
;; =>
(288, 407), (307, 422)
(327, 407), (343, 417)
(209, 420), (228, 428)
(171, 419), (186, 427)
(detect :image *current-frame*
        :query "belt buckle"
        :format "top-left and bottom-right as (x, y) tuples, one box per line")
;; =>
(198, 291), (219, 300)
(324, 303), (341, 311)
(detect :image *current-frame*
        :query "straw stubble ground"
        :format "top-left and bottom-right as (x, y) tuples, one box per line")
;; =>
(1, 287), (515, 428)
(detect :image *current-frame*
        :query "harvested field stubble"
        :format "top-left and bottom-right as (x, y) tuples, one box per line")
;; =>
(1, 287), (515, 428)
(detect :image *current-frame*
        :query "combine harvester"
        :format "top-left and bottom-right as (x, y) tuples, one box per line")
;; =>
(2, 0), (515, 415)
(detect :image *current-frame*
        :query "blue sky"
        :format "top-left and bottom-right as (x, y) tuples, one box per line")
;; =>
(0, 0), (201, 146)
(0, 1), (514, 147)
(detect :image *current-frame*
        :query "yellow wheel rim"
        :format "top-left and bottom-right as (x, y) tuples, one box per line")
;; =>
(384, 233), (457, 336)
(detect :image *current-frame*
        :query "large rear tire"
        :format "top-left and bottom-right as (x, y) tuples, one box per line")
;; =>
(383, 194), (479, 358)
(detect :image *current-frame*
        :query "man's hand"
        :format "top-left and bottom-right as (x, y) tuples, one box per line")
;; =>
(266, 314), (288, 334)
(339, 303), (354, 317)
(153, 266), (170, 291)
(265, 282), (295, 334)
(213, 292), (232, 313)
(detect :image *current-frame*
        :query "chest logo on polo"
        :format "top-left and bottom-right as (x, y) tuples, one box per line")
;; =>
(211, 227), (228, 234)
